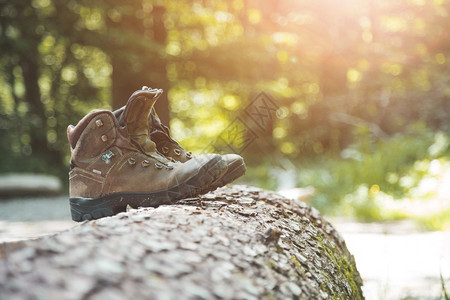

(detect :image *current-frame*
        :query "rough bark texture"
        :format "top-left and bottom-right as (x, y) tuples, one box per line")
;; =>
(0, 186), (364, 300)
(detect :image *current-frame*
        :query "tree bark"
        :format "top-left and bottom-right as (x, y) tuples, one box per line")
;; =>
(20, 53), (62, 167)
(0, 186), (364, 299)
(111, 54), (138, 110)
(149, 5), (170, 127)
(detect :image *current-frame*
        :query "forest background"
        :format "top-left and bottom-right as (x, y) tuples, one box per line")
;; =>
(1, 0), (449, 228)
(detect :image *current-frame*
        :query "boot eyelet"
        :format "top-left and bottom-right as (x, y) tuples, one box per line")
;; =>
(162, 146), (169, 154)
(155, 162), (163, 169)
(186, 152), (192, 159)
(101, 135), (108, 142)
(166, 164), (174, 170)
(174, 149), (181, 156)
(102, 150), (114, 164)
(141, 160), (150, 167)
(128, 157), (136, 165)
(96, 120), (103, 127)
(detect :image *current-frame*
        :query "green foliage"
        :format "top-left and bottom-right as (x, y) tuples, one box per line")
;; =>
(239, 124), (450, 225)
(292, 125), (450, 223)
(239, 161), (278, 191)
(416, 208), (450, 231)
(442, 272), (449, 300)
(0, 0), (111, 184)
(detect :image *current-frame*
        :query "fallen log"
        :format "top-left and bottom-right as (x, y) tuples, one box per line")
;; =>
(0, 185), (364, 299)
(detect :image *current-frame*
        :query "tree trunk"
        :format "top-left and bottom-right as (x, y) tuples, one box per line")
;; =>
(0, 186), (364, 299)
(20, 54), (62, 167)
(150, 5), (170, 127)
(20, 55), (46, 142)
(110, 5), (170, 128)
(111, 54), (138, 110)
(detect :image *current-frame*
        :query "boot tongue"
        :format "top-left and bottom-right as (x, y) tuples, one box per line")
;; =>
(118, 87), (163, 155)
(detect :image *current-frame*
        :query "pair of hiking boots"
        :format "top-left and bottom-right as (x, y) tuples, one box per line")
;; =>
(67, 87), (246, 222)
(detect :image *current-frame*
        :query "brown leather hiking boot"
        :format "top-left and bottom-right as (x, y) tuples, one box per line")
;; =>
(113, 87), (246, 191)
(67, 89), (227, 222)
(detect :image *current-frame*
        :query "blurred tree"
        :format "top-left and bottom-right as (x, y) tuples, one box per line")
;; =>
(0, 0), (449, 184)
(0, 1), (63, 172)
(100, 2), (170, 124)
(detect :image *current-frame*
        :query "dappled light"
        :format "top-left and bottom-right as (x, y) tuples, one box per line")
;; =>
(1, 2), (450, 299)
(1, 0), (449, 225)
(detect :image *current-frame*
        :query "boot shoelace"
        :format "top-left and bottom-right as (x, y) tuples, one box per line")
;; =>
(142, 86), (194, 161)
(128, 135), (174, 170)
(148, 152), (175, 169)
(150, 111), (193, 159)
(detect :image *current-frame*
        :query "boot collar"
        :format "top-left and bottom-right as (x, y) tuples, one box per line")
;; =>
(68, 110), (111, 149)
(68, 109), (137, 152)
(117, 88), (163, 128)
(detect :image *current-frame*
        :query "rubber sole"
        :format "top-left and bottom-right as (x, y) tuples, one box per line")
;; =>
(70, 156), (227, 222)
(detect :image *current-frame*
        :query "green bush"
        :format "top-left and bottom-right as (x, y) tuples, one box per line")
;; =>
(295, 123), (449, 221)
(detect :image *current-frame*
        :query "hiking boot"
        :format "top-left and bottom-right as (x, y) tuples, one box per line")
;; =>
(115, 86), (229, 181)
(67, 89), (227, 222)
(113, 87), (246, 191)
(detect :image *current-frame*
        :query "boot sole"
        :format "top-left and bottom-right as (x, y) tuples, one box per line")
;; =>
(70, 156), (227, 222)
(207, 159), (247, 192)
